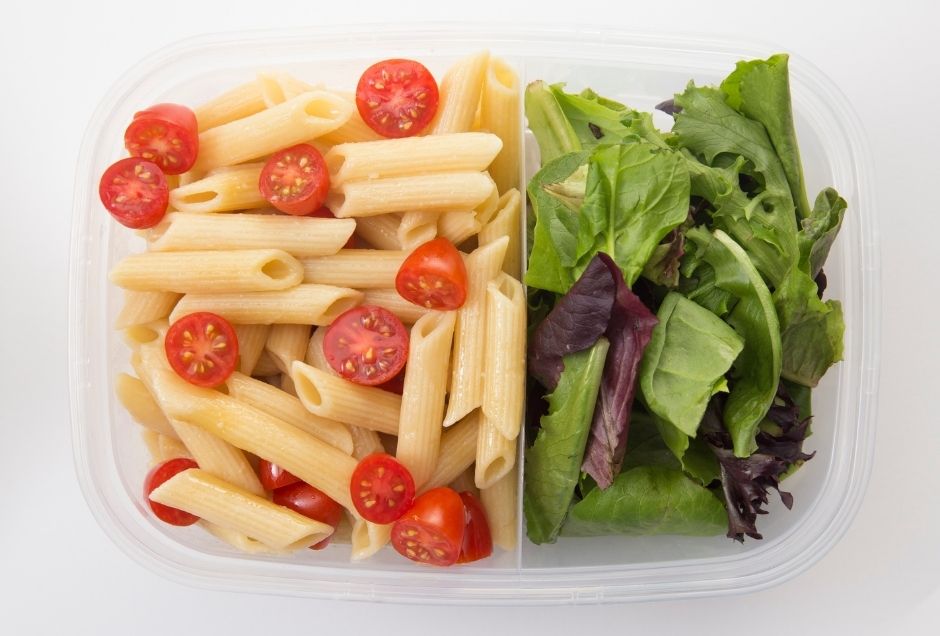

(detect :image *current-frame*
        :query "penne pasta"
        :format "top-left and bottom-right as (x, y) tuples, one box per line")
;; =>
(327, 172), (495, 218)
(481, 273), (526, 439)
(396, 311), (457, 489)
(348, 425), (385, 459)
(361, 289), (429, 325)
(448, 467), (479, 497)
(443, 237), (509, 426)
(353, 214), (402, 250)
(303, 326), (333, 372)
(280, 371), (297, 397)
(194, 81), (267, 132)
(325, 132), (501, 185)
(193, 91), (353, 173)
(431, 51), (490, 134)
(479, 189), (523, 279)
(475, 420), (516, 490)
(200, 521), (280, 554)
(170, 284), (363, 325)
(301, 249), (408, 289)
(121, 321), (165, 350)
(149, 213), (355, 258)
(115, 290), (181, 329)
(480, 57), (522, 194)
(397, 211), (438, 250)
(256, 71), (316, 107)
(225, 372), (353, 454)
(168, 164), (266, 214)
(115, 373), (178, 439)
(110, 249), (303, 294)
(317, 106), (384, 146)
(291, 362), (401, 435)
(480, 466), (518, 551)
(150, 469), (333, 550)
(350, 517), (392, 561)
(437, 210), (481, 246)
(233, 324), (271, 375)
(251, 350), (281, 377)
(422, 410), (481, 492)
(265, 324), (311, 374)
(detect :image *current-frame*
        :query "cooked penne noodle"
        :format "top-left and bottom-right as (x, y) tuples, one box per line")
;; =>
(396, 311), (457, 488)
(193, 91), (353, 172)
(361, 289), (429, 324)
(149, 469), (333, 550)
(397, 211), (438, 249)
(353, 214), (402, 250)
(115, 373), (178, 439)
(317, 107), (384, 146)
(256, 71), (316, 107)
(301, 249), (408, 289)
(422, 410), (481, 492)
(291, 362), (401, 435)
(303, 326), (333, 372)
(349, 425), (385, 459)
(194, 81), (267, 132)
(225, 371), (353, 454)
(437, 210), (481, 246)
(149, 213), (355, 258)
(141, 429), (164, 465)
(115, 290), (181, 329)
(482, 273), (526, 439)
(148, 367), (358, 511)
(327, 172), (495, 218)
(443, 237), (509, 426)
(481, 466), (518, 551)
(472, 178), (501, 225)
(233, 324), (270, 375)
(110, 249), (303, 294)
(200, 521), (280, 554)
(121, 321), (164, 350)
(265, 324), (311, 374)
(280, 372), (297, 396)
(168, 164), (266, 214)
(479, 189), (523, 279)
(475, 419), (516, 490)
(170, 284), (363, 325)
(448, 467), (479, 497)
(350, 517), (392, 561)
(325, 132), (501, 185)
(431, 51), (490, 134)
(480, 57), (522, 193)
(251, 350), (281, 377)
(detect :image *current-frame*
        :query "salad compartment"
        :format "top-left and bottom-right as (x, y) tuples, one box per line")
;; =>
(69, 23), (879, 604)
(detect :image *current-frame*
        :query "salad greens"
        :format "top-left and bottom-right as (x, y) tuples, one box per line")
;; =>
(523, 54), (844, 544)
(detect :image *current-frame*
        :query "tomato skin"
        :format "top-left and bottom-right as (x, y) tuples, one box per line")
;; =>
(259, 144), (330, 216)
(391, 487), (465, 566)
(124, 103), (199, 175)
(164, 312), (239, 388)
(456, 491), (493, 564)
(376, 368), (405, 395)
(323, 305), (408, 386)
(395, 238), (468, 310)
(99, 157), (169, 229)
(144, 458), (200, 526)
(350, 453), (416, 524)
(356, 59), (440, 138)
(273, 482), (345, 550)
(258, 459), (301, 491)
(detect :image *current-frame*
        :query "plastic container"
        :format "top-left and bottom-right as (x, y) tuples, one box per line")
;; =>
(69, 23), (880, 604)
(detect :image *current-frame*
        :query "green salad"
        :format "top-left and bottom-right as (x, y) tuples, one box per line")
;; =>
(523, 54), (846, 544)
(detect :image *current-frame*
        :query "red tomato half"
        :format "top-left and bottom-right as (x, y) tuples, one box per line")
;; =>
(259, 144), (330, 215)
(98, 157), (168, 229)
(350, 453), (415, 524)
(376, 368), (405, 395)
(124, 103), (199, 175)
(323, 305), (408, 386)
(391, 487), (465, 567)
(144, 458), (200, 526)
(273, 482), (344, 550)
(395, 238), (468, 310)
(355, 59), (439, 138)
(258, 459), (301, 491)
(456, 491), (493, 564)
(164, 312), (239, 388)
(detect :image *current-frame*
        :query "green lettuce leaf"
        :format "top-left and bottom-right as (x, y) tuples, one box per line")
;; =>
(800, 187), (848, 278)
(549, 85), (670, 149)
(562, 466), (726, 537)
(651, 414), (720, 485)
(524, 81), (582, 164)
(687, 227), (782, 457)
(524, 339), (609, 544)
(720, 54), (811, 219)
(639, 292), (744, 437)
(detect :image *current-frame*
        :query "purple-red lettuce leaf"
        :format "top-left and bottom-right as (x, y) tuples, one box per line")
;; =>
(581, 253), (658, 488)
(528, 255), (615, 391)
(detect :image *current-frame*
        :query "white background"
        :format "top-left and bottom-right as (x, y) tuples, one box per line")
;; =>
(2, 0), (937, 633)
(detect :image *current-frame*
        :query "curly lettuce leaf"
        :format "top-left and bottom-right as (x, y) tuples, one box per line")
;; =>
(548, 85), (670, 149)
(524, 80), (582, 164)
(687, 227), (782, 457)
(524, 339), (610, 544)
(562, 466), (726, 537)
(800, 187), (847, 278)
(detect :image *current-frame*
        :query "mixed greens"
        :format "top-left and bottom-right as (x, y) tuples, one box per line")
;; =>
(523, 54), (845, 543)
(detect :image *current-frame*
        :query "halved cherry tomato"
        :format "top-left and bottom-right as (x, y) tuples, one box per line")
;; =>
(259, 144), (330, 215)
(456, 491), (493, 564)
(376, 368), (405, 395)
(395, 238), (468, 310)
(355, 59), (439, 138)
(258, 459), (301, 491)
(144, 458), (200, 526)
(310, 205), (359, 247)
(350, 453), (415, 524)
(98, 157), (168, 229)
(273, 482), (344, 550)
(124, 103), (199, 175)
(391, 487), (465, 566)
(164, 312), (239, 388)
(323, 305), (408, 386)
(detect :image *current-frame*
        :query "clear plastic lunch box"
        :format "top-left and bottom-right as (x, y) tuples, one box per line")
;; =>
(68, 23), (880, 604)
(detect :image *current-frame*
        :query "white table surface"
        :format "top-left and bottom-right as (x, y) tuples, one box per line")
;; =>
(2, 0), (937, 633)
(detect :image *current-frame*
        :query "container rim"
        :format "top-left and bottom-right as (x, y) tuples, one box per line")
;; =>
(69, 21), (880, 605)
